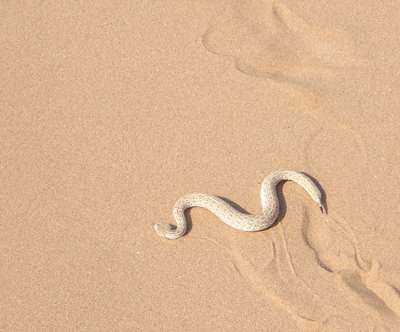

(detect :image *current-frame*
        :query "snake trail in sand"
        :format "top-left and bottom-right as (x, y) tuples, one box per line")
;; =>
(154, 170), (325, 240)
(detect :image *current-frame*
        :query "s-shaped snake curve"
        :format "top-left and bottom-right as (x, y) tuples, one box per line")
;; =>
(154, 170), (324, 239)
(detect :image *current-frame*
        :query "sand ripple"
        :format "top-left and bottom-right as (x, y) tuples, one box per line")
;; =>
(202, 0), (367, 92)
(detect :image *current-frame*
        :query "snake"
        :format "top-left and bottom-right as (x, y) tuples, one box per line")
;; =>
(154, 170), (324, 240)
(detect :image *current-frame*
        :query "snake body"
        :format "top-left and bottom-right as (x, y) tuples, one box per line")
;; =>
(154, 170), (324, 240)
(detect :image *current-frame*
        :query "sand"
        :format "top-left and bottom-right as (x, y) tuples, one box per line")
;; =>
(1, 0), (400, 331)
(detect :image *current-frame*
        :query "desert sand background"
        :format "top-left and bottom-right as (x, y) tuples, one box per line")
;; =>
(1, 0), (400, 331)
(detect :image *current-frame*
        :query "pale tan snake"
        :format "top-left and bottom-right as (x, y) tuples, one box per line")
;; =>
(154, 170), (324, 239)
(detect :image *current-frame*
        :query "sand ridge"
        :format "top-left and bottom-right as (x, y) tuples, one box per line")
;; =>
(202, 0), (368, 93)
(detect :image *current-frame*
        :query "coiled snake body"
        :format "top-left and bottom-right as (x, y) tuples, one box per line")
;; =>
(154, 170), (324, 240)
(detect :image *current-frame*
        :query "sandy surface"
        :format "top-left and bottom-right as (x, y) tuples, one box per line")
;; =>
(1, 1), (400, 331)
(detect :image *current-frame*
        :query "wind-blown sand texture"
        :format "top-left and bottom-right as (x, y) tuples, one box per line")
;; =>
(1, 1), (400, 331)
